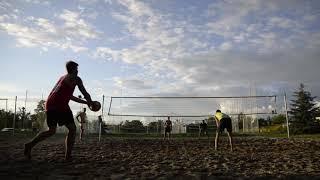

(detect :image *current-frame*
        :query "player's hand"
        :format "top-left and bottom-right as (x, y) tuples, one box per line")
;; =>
(87, 100), (93, 107)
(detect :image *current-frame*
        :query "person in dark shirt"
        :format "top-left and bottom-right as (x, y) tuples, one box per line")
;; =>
(199, 120), (209, 139)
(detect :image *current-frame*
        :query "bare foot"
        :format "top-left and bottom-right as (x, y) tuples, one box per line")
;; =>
(24, 143), (32, 160)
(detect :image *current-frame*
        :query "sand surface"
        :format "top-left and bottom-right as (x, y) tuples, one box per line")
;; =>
(1, 133), (320, 179)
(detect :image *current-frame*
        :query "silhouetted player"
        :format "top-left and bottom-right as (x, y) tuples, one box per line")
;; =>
(76, 107), (87, 141)
(163, 117), (172, 140)
(199, 120), (209, 139)
(214, 110), (233, 151)
(24, 61), (93, 160)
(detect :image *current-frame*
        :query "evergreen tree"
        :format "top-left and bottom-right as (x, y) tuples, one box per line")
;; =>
(289, 84), (320, 134)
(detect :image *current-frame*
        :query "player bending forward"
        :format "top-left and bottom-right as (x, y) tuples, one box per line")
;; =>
(214, 110), (233, 151)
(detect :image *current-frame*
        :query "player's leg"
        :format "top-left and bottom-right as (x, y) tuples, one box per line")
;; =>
(227, 131), (233, 151)
(215, 119), (225, 150)
(61, 110), (76, 160)
(214, 130), (219, 150)
(79, 125), (84, 141)
(226, 118), (233, 151)
(82, 123), (86, 140)
(24, 127), (56, 159)
(24, 111), (57, 159)
(65, 122), (76, 160)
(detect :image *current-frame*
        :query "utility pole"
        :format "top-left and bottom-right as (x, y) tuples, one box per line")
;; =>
(12, 96), (17, 136)
(23, 90), (28, 129)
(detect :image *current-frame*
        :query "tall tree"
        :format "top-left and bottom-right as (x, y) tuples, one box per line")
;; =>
(289, 84), (320, 134)
(0, 110), (14, 129)
(34, 100), (46, 130)
(271, 114), (286, 125)
(122, 120), (145, 133)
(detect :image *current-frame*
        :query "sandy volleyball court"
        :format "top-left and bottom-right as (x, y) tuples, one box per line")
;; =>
(1, 133), (320, 179)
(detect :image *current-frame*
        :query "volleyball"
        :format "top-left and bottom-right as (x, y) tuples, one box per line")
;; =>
(89, 101), (101, 112)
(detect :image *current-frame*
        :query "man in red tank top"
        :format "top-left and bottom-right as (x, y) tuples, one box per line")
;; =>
(24, 61), (93, 161)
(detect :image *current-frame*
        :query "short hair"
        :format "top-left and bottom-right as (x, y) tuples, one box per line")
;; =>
(66, 61), (78, 74)
(216, 109), (221, 113)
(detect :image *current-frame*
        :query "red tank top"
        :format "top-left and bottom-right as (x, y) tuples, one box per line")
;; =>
(46, 75), (76, 111)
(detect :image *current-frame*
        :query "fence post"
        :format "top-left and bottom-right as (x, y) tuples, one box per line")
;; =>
(12, 96), (17, 136)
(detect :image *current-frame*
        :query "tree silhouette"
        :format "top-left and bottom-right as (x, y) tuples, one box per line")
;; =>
(289, 84), (320, 134)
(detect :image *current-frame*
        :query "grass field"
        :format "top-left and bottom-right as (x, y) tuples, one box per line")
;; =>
(1, 132), (320, 179)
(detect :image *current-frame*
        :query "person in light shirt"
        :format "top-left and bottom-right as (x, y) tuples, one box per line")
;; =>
(214, 109), (233, 151)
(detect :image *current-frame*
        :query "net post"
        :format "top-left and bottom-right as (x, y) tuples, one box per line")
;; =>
(284, 92), (290, 138)
(107, 96), (113, 115)
(99, 95), (105, 142)
(274, 95), (277, 114)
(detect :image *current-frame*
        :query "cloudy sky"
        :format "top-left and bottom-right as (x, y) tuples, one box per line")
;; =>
(0, 0), (320, 117)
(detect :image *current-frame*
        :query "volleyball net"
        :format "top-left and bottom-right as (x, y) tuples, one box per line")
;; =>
(107, 96), (277, 118)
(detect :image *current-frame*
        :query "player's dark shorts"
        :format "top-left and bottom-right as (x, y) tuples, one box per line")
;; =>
(165, 127), (172, 133)
(217, 117), (232, 133)
(46, 110), (74, 128)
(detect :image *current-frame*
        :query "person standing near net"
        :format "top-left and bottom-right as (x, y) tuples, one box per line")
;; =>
(199, 120), (209, 139)
(76, 107), (87, 141)
(214, 110), (233, 151)
(163, 117), (172, 140)
(24, 61), (94, 161)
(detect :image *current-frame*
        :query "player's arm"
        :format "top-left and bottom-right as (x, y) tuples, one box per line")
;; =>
(76, 77), (93, 106)
(75, 113), (81, 123)
(71, 96), (87, 104)
(214, 116), (220, 127)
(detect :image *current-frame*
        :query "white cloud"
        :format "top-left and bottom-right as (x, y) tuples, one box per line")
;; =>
(1, 0), (320, 101)
(35, 18), (57, 33)
(17, 38), (37, 47)
(24, 0), (51, 5)
(0, 2), (12, 10)
(268, 17), (297, 29)
(105, 0), (113, 5)
(0, 8), (100, 52)
(206, 0), (261, 37)
(111, 76), (154, 97)
(219, 42), (232, 51)
(58, 10), (99, 40)
(94, 47), (121, 61)
(118, 0), (153, 17)
(90, 0), (320, 98)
